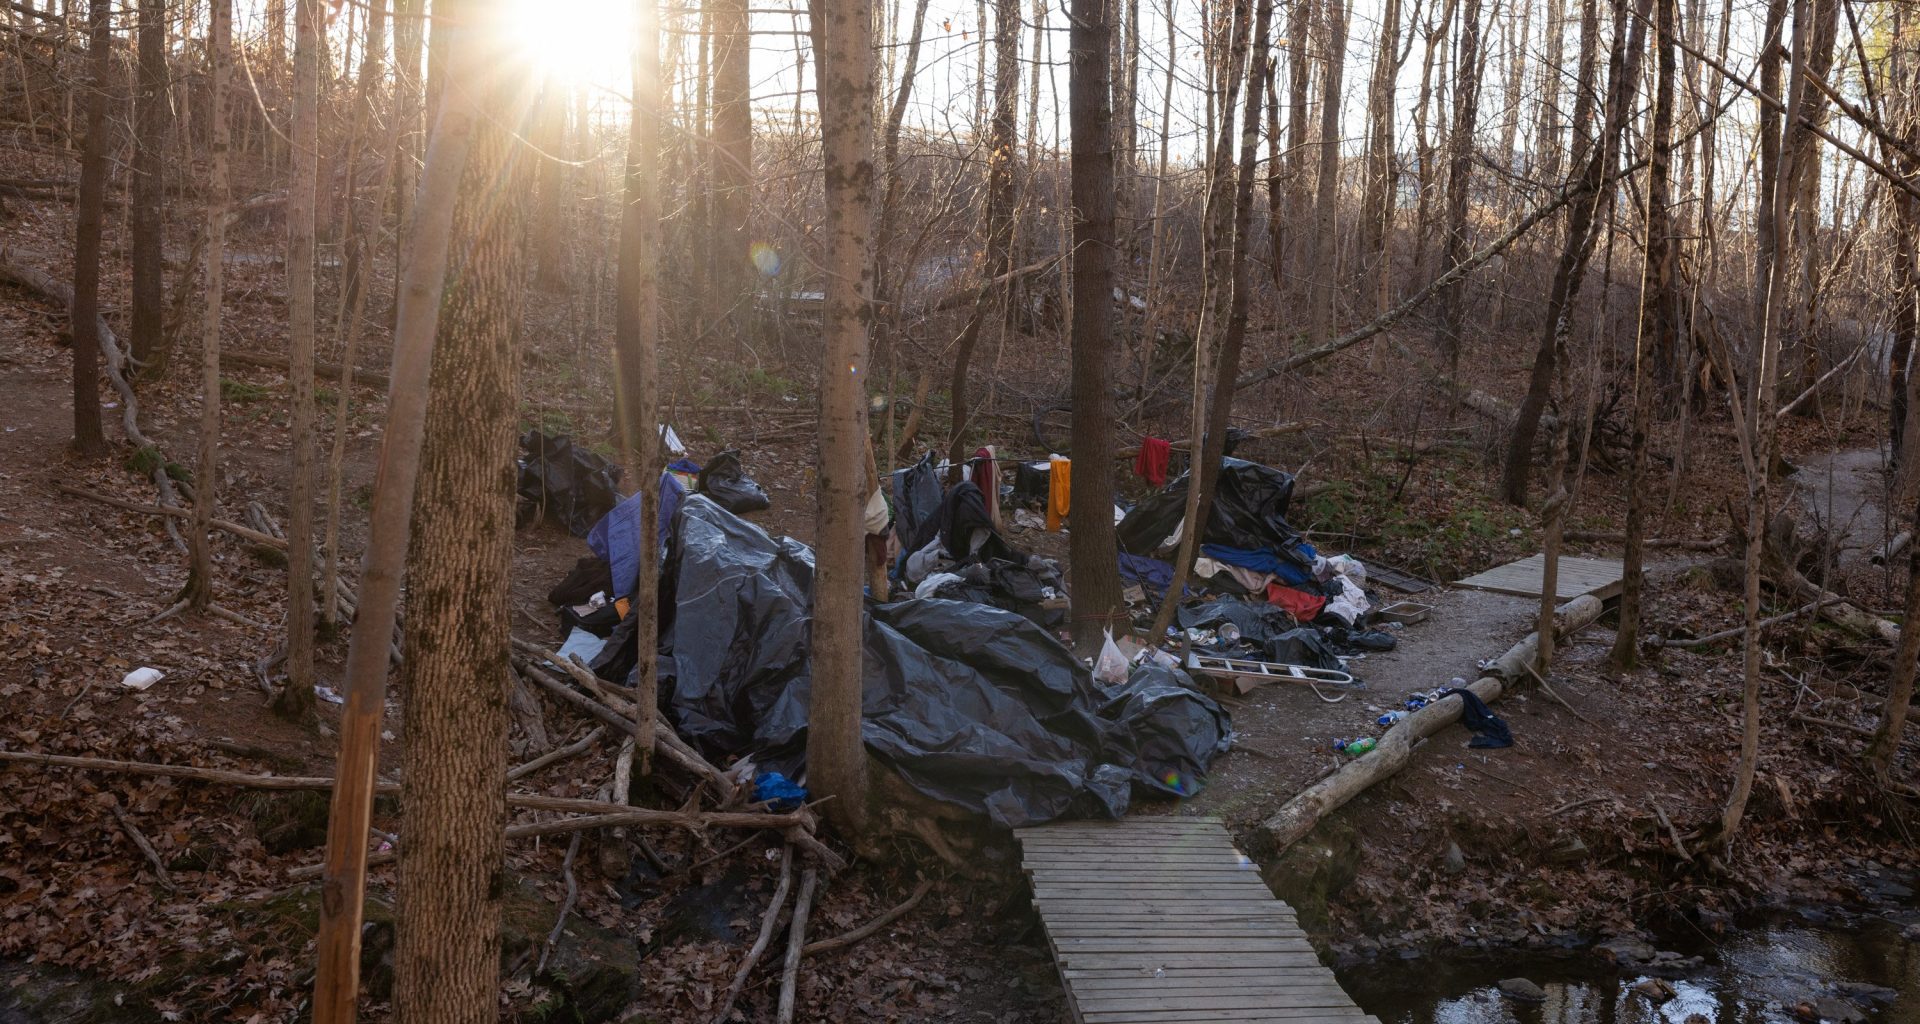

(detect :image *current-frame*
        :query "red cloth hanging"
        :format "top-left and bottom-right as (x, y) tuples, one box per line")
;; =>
(1133, 436), (1172, 487)
(973, 446), (997, 522)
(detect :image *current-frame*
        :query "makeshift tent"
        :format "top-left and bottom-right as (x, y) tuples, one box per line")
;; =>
(601, 496), (1232, 827)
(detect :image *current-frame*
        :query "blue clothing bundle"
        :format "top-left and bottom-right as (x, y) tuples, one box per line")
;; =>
(1439, 687), (1513, 748)
(1200, 541), (1319, 587)
(588, 458), (702, 600)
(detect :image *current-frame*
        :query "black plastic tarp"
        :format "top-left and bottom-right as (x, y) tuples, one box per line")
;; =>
(637, 496), (1232, 827)
(1117, 457), (1299, 556)
(515, 431), (624, 537)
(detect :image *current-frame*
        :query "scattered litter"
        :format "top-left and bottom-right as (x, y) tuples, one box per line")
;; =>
(315, 685), (345, 705)
(120, 667), (165, 691)
(752, 771), (809, 811)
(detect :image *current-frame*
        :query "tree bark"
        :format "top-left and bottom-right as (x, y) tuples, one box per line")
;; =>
(613, 0), (664, 775)
(1499, 0), (1647, 505)
(310, 3), (486, 1015)
(809, 0), (876, 835)
(1067, 0), (1124, 650)
(69, 0), (110, 455)
(1868, 490), (1920, 777)
(1306, 0), (1348, 345)
(1612, 0), (1678, 669)
(1145, 0), (1268, 645)
(393, 2), (532, 1009)
(186, 0), (233, 612)
(1434, 0), (1484, 366)
(533, 73), (570, 291)
(129, 0), (167, 371)
(1359, 0), (1402, 310)
(275, 0), (322, 722)
(711, 0), (753, 329)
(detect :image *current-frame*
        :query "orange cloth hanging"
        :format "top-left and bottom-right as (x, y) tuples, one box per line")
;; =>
(1046, 455), (1071, 531)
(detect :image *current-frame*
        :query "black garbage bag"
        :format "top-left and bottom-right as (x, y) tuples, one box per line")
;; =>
(696, 449), (772, 515)
(1011, 461), (1052, 509)
(891, 452), (944, 553)
(627, 495), (1230, 827)
(515, 430), (624, 537)
(1098, 665), (1234, 798)
(1116, 457), (1299, 555)
(1176, 598), (1296, 645)
(1264, 627), (1344, 670)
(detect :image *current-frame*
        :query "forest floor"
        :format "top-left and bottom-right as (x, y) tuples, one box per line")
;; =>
(4, 167), (1919, 1023)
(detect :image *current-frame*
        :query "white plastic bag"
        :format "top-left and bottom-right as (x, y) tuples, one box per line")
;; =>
(1094, 628), (1130, 685)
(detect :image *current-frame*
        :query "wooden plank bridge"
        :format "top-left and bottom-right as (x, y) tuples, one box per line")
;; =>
(1015, 816), (1381, 1024)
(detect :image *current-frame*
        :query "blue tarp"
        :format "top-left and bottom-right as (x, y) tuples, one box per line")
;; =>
(588, 458), (700, 600)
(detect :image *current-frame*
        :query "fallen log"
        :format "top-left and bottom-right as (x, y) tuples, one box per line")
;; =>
(1260, 595), (1607, 852)
(223, 349), (390, 389)
(1645, 596), (1846, 648)
(802, 877), (934, 956)
(56, 483), (286, 548)
(507, 725), (606, 782)
(1779, 567), (1901, 645)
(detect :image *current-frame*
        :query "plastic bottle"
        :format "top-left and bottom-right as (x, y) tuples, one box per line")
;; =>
(1341, 737), (1377, 756)
(1377, 710), (1407, 728)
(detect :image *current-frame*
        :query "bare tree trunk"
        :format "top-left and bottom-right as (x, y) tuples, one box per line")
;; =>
(1535, 0), (1567, 181)
(1869, 488), (1920, 777)
(1146, 0), (1268, 644)
(533, 73), (570, 292)
(1306, 0), (1348, 344)
(1752, 0), (1788, 317)
(69, 0), (110, 455)
(712, 0), (752, 331)
(1114, 0), (1142, 262)
(613, 1), (664, 776)
(187, 0), (233, 612)
(311, 0), (490, 1014)
(810, 0), (876, 836)
(1359, 0), (1402, 308)
(1281, 0), (1316, 307)
(1433, 0), (1483, 367)
(393, 2), (532, 1015)
(1613, 0), (1678, 669)
(1499, 0), (1643, 505)
(275, 0), (322, 722)
(947, 0), (1021, 472)
(390, 0), (424, 257)
(1722, 0), (1806, 851)
(1068, 0), (1125, 650)
(129, 0), (167, 372)
(1783, 0), (1838, 416)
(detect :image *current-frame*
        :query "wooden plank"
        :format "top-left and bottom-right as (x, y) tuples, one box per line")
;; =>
(1066, 971), (1341, 987)
(1028, 871), (1272, 885)
(1042, 926), (1303, 939)
(1055, 953), (1327, 968)
(1078, 991), (1362, 1011)
(1455, 553), (1623, 600)
(1056, 940), (1318, 955)
(1082, 1010), (1372, 1024)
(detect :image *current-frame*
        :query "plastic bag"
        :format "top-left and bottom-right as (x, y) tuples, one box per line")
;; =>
(515, 430), (624, 537)
(1116, 457), (1299, 555)
(696, 450), (771, 514)
(1094, 628), (1130, 685)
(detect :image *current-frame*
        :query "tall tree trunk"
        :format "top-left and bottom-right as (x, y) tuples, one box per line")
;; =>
(276, 0), (322, 722)
(1868, 487), (1920, 778)
(69, 0), (109, 455)
(533, 73), (571, 292)
(1114, 0), (1141, 262)
(1535, 0), (1567, 181)
(1784, 0), (1839, 416)
(390, 0), (425, 258)
(311, 0), (495, 1013)
(129, 0), (167, 371)
(810, 0), (876, 836)
(613, 0), (664, 776)
(872, 0), (933, 308)
(1281, 0), (1316, 307)
(1752, 0), (1789, 319)
(187, 0), (233, 612)
(1499, 0), (1643, 505)
(1722, 0), (1806, 851)
(393, 1), (531, 1016)
(1307, 0), (1348, 344)
(1359, 0), (1402, 306)
(712, 0), (752, 329)
(1068, 0), (1125, 650)
(1612, 0), (1678, 669)
(946, 0), (1022, 472)
(1433, 0), (1483, 367)
(1146, 0), (1266, 645)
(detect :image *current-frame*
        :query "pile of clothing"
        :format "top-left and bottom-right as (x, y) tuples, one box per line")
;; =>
(892, 452), (1069, 629)
(1116, 457), (1396, 658)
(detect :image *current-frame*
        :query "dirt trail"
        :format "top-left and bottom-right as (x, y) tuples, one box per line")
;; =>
(1793, 446), (1894, 569)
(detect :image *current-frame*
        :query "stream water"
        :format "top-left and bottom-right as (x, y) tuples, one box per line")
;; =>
(1339, 914), (1920, 1024)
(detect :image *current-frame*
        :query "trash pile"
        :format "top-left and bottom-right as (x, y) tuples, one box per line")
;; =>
(533, 441), (1233, 829)
(890, 451), (1069, 630)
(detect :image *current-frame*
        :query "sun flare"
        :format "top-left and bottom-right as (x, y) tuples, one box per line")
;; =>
(506, 0), (636, 85)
